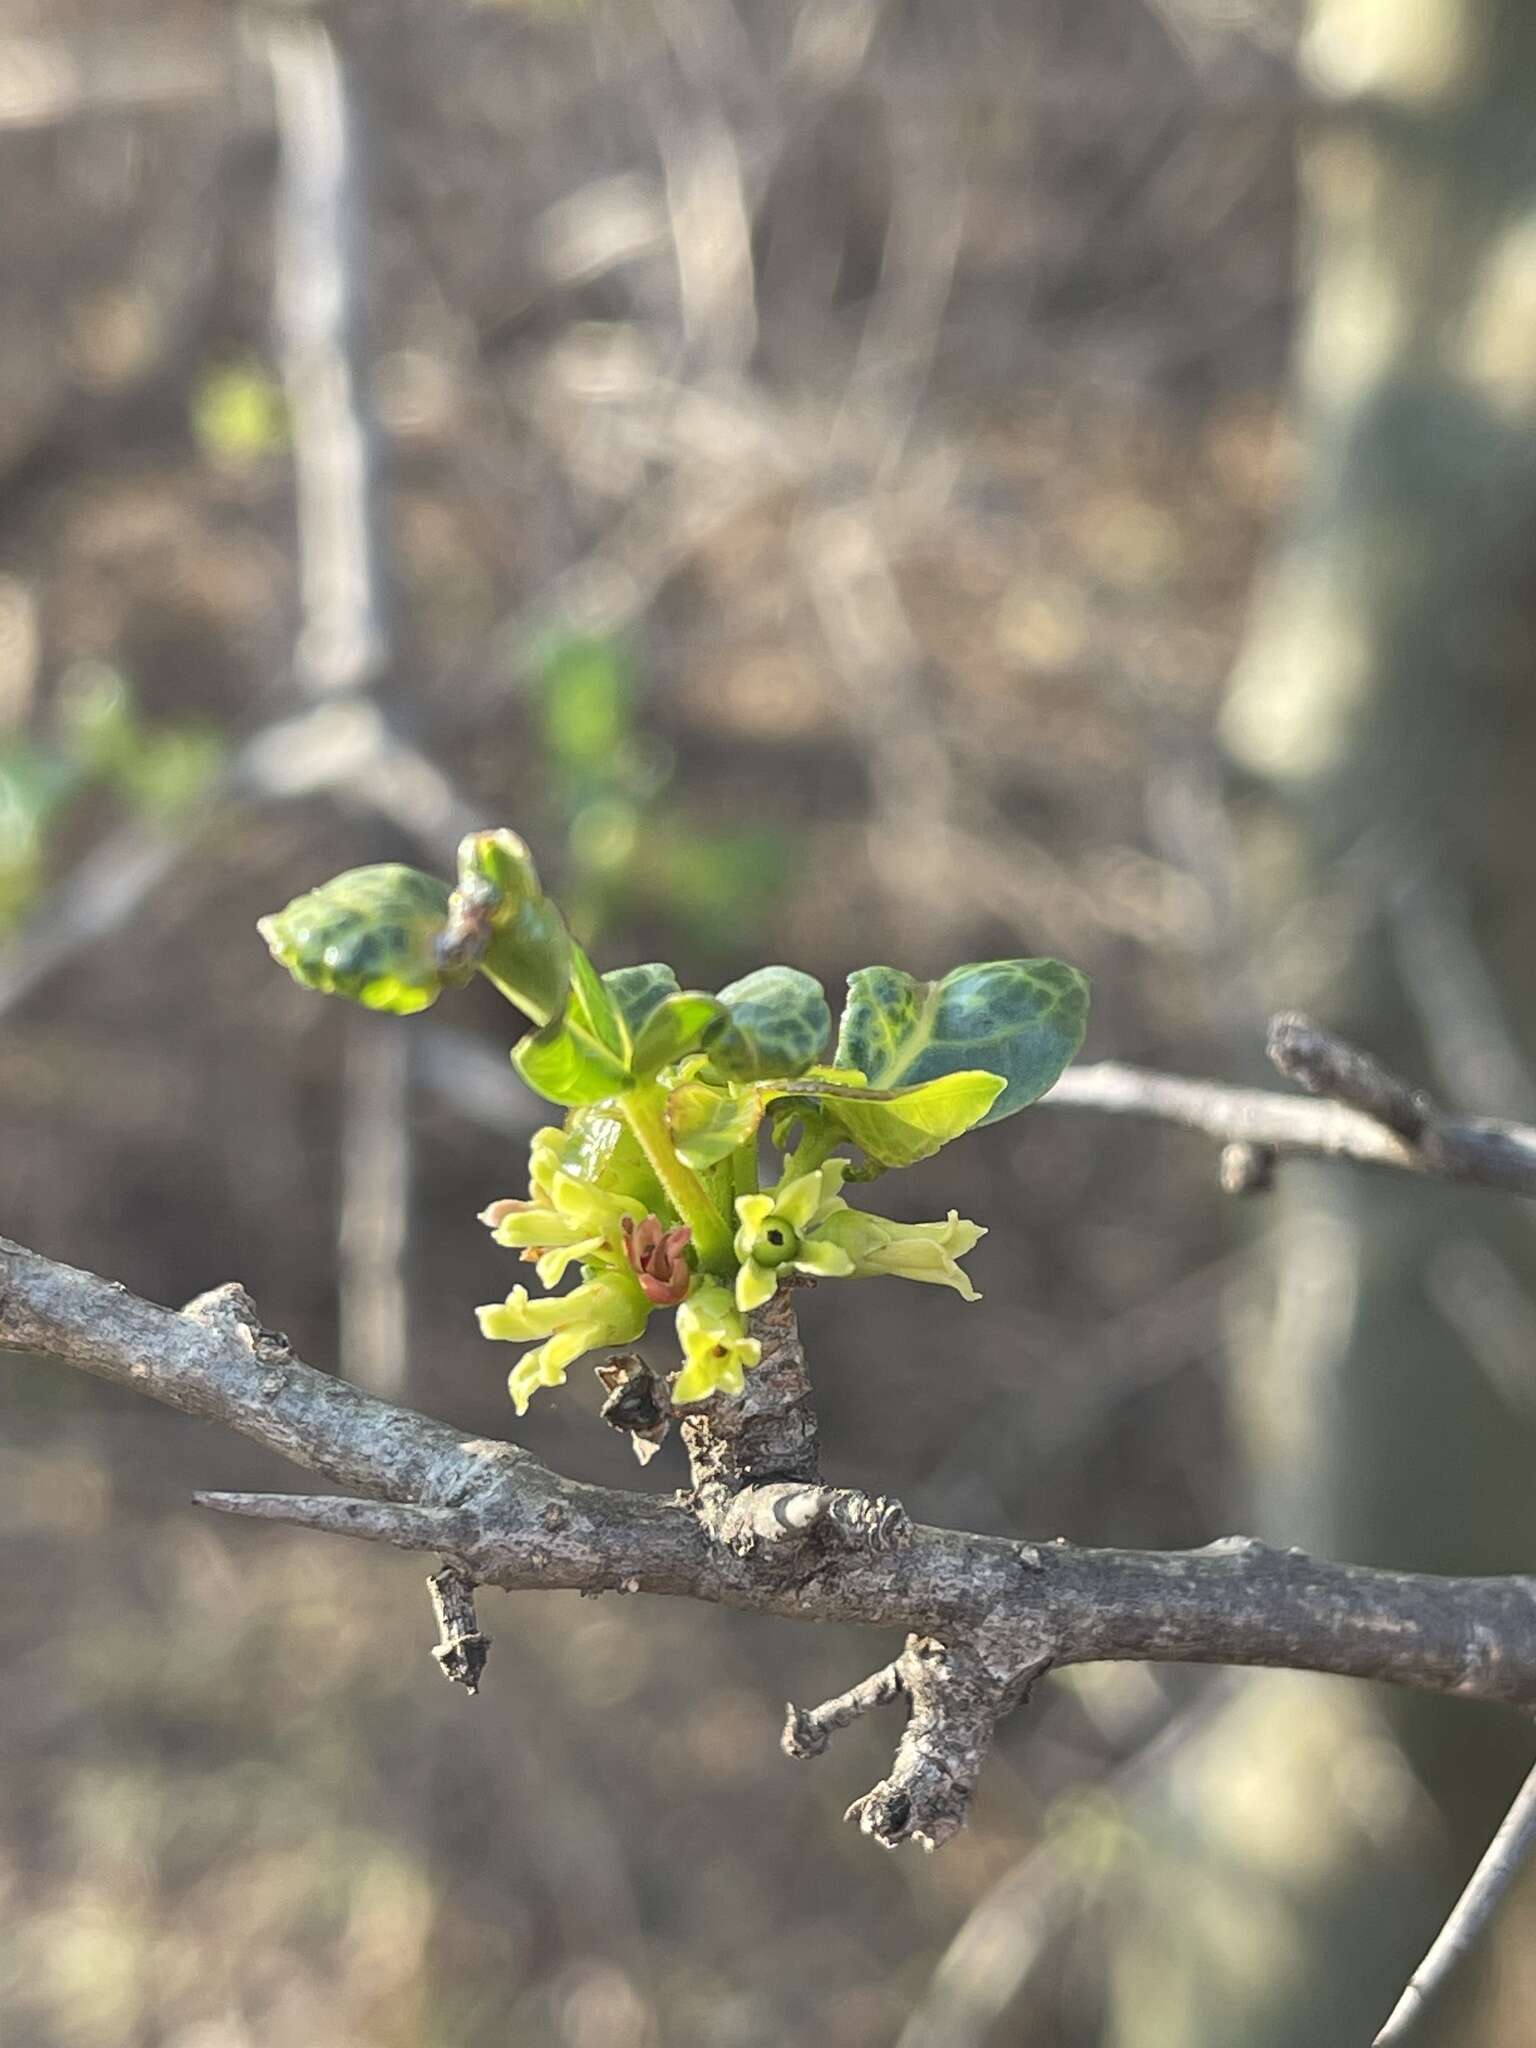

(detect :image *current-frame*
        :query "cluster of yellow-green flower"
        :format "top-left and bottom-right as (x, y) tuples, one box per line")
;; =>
(258, 825), (1090, 1423)
(477, 1131), (987, 1413)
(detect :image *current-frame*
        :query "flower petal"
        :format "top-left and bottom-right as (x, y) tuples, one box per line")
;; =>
(773, 1170), (823, 1232)
(734, 1258), (778, 1314)
(790, 1237), (855, 1279)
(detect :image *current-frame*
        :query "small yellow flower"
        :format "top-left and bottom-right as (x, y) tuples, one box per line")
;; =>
(731, 1160), (854, 1314)
(478, 1269), (649, 1414)
(672, 1282), (763, 1403)
(813, 1207), (986, 1300)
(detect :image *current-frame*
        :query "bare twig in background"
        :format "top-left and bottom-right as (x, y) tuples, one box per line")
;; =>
(1265, 1010), (1431, 1142)
(265, 13), (386, 700)
(1043, 1014), (1536, 1199)
(1373, 1749), (1536, 2045)
(0, 22), (478, 1027)
(0, 29), (232, 130)
(338, 1022), (411, 1397)
(266, 12), (410, 1407)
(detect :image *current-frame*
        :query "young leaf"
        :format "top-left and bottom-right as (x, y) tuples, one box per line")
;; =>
(603, 963), (682, 1044)
(705, 966), (831, 1081)
(567, 943), (627, 1062)
(835, 959), (1088, 1123)
(630, 991), (726, 1079)
(666, 1081), (765, 1169)
(512, 1015), (634, 1107)
(786, 1069), (1005, 1168)
(258, 865), (454, 1016)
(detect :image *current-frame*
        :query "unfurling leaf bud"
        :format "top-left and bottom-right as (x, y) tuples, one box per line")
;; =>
(442, 828), (571, 1026)
(258, 865), (454, 1016)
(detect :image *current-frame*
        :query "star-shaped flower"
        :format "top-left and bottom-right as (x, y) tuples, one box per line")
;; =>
(478, 1267), (651, 1414)
(671, 1282), (763, 1403)
(731, 1160), (855, 1313)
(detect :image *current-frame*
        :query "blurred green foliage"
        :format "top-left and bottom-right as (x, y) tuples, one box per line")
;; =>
(0, 665), (224, 936)
(527, 632), (789, 953)
(189, 360), (288, 468)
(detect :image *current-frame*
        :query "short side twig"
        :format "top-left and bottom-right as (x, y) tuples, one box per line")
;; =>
(194, 1491), (472, 1551)
(427, 1564), (491, 1695)
(840, 1636), (1050, 1852)
(783, 1658), (906, 1759)
(1267, 1011), (1432, 1140)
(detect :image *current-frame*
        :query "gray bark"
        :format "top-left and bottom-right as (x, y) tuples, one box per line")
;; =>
(8, 1220), (1536, 1862)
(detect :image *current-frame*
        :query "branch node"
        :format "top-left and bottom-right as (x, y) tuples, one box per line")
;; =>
(427, 1564), (490, 1694)
(823, 1635), (1048, 1852)
(182, 1281), (293, 1364)
(706, 1482), (910, 1557)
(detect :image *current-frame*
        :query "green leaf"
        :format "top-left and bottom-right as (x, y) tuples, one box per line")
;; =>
(567, 943), (627, 1062)
(258, 865), (453, 1016)
(788, 1070), (1005, 1168)
(835, 959), (1089, 1124)
(602, 963), (681, 1045)
(666, 1081), (765, 1170)
(512, 1014), (633, 1107)
(705, 966), (831, 1081)
(631, 991), (726, 1079)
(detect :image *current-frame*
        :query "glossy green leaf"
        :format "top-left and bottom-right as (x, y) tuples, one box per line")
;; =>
(258, 865), (453, 1016)
(512, 1015), (634, 1107)
(705, 966), (831, 1081)
(602, 963), (681, 1045)
(835, 958), (1088, 1124)
(631, 991), (726, 1079)
(666, 1081), (765, 1170)
(791, 1069), (1005, 1168)
(567, 942), (627, 1062)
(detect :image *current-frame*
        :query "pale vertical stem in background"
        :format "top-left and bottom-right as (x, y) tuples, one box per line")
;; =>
(1373, 1751), (1536, 2044)
(265, 12), (386, 696)
(266, 14), (409, 1396)
(338, 1022), (411, 1397)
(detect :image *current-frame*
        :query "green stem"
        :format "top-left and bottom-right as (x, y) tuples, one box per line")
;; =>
(620, 1086), (735, 1274)
(785, 1120), (840, 1180)
(730, 1138), (760, 1207)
